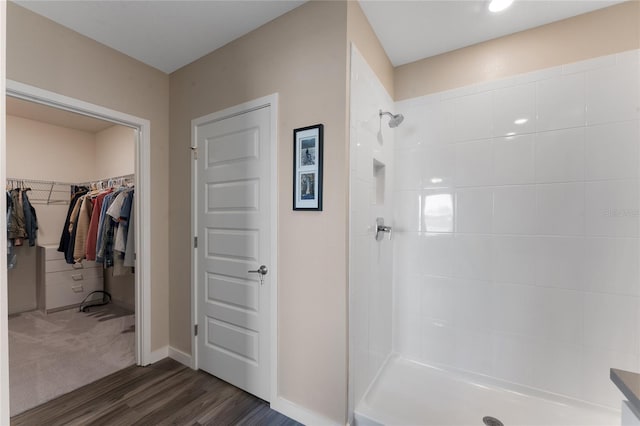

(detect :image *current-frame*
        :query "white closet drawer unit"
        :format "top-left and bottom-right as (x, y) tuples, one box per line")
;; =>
(37, 244), (104, 313)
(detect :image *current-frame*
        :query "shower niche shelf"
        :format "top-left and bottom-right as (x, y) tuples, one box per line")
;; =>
(373, 158), (385, 205)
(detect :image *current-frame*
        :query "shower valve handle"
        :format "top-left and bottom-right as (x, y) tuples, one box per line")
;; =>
(375, 218), (392, 241)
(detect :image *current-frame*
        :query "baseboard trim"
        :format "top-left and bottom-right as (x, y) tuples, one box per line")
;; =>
(148, 346), (169, 364)
(271, 396), (340, 426)
(168, 346), (194, 369)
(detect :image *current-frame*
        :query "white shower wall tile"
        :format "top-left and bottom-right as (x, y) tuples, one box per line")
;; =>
(387, 49), (640, 409)
(453, 328), (493, 376)
(453, 278), (492, 330)
(491, 283), (582, 345)
(393, 190), (420, 233)
(585, 180), (640, 237)
(536, 73), (585, 132)
(492, 83), (536, 137)
(492, 333), (540, 387)
(534, 236), (585, 291)
(491, 333), (583, 399)
(421, 145), (456, 189)
(455, 187), (493, 234)
(585, 120), (640, 181)
(454, 139), (493, 187)
(451, 92), (493, 142)
(394, 270), (422, 359)
(493, 185), (537, 235)
(422, 320), (456, 366)
(529, 340), (584, 399)
(586, 60), (640, 125)
(583, 292), (640, 355)
(419, 233), (455, 278)
(492, 134), (535, 185)
(351, 177), (374, 236)
(395, 100), (444, 150)
(420, 275), (456, 326)
(583, 237), (640, 296)
(535, 183), (585, 236)
(534, 127), (585, 183)
(491, 236), (537, 286)
(452, 235), (492, 281)
(422, 188), (455, 233)
(393, 144), (455, 191)
(349, 46), (394, 409)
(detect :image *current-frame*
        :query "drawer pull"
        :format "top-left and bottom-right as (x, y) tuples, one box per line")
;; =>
(71, 274), (84, 281)
(72, 285), (84, 293)
(72, 262), (84, 270)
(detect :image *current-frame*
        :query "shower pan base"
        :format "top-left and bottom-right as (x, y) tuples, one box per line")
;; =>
(354, 356), (619, 426)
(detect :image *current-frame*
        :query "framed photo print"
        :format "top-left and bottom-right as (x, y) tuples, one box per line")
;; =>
(293, 124), (323, 210)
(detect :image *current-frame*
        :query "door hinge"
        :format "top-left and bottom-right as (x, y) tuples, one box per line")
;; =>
(194, 236), (198, 248)
(191, 146), (198, 160)
(194, 324), (198, 336)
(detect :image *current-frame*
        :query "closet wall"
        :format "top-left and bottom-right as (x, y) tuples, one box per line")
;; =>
(95, 124), (136, 311)
(6, 112), (135, 315)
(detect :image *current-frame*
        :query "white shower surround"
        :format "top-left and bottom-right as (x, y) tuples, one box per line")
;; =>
(350, 45), (640, 424)
(349, 45), (395, 415)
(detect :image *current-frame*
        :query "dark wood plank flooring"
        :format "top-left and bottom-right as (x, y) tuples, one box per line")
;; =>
(11, 358), (301, 426)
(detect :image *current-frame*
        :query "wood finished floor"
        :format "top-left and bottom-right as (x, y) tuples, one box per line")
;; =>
(11, 358), (302, 426)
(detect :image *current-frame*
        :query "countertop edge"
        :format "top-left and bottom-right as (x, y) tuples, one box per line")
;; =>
(611, 368), (640, 413)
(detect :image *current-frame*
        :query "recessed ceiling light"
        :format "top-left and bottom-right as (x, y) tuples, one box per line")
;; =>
(431, 177), (443, 184)
(489, 0), (514, 13)
(514, 118), (528, 125)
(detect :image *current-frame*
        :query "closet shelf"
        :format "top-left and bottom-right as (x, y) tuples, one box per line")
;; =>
(6, 178), (75, 205)
(6, 174), (134, 205)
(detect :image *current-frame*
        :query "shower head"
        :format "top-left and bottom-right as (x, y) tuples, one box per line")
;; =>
(379, 110), (404, 128)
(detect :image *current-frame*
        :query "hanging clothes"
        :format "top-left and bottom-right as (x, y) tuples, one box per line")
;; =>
(8, 189), (27, 246)
(112, 189), (134, 253)
(5, 184), (38, 268)
(65, 192), (85, 264)
(85, 189), (113, 261)
(123, 199), (135, 268)
(58, 187), (88, 257)
(22, 190), (38, 247)
(56, 178), (135, 271)
(96, 190), (120, 267)
(73, 193), (95, 262)
(6, 191), (17, 269)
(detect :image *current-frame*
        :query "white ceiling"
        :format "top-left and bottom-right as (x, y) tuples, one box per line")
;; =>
(14, 0), (627, 73)
(14, 0), (306, 74)
(359, 0), (626, 66)
(7, 97), (116, 133)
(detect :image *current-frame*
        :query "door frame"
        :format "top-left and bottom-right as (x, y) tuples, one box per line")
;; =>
(3, 80), (153, 366)
(191, 94), (278, 403)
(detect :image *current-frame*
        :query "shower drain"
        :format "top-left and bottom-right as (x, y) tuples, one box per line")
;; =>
(483, 416), (504, 426)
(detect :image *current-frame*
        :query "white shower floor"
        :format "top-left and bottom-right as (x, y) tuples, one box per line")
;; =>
(355, 356), (620, 426)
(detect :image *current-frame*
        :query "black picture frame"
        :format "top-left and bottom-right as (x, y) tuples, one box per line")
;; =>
(293, 124), (323, 211)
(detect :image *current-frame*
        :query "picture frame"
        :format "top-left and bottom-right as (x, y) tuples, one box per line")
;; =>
(293, 124), (323, 211)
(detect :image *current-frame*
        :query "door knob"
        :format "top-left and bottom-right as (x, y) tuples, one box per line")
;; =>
(248, 265), (268, 275)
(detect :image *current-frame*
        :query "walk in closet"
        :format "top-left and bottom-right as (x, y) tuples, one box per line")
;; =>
(5, 96), (137, 415)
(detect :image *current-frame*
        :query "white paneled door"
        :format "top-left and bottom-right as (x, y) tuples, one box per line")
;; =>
(195, 105), (271, 401)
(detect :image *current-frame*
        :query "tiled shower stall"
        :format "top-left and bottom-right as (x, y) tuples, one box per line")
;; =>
(349, 44), (640, 423)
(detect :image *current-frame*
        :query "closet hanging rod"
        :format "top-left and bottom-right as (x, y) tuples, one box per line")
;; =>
(77, 173), (135, 187)
(6, 177), (75, 187)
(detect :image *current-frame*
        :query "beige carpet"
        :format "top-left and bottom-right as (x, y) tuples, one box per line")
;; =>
(8, 305), (135, 416)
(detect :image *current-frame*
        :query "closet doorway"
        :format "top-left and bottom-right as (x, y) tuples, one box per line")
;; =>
(4, 81), (152, 416)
